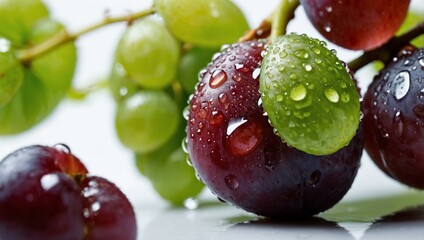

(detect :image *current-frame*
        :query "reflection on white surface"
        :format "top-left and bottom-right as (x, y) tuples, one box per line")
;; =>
(0, 0), (423, 239)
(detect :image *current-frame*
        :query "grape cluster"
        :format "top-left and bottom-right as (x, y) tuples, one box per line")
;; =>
(109, 0), (250, 205)
(0, 0), (423, 222)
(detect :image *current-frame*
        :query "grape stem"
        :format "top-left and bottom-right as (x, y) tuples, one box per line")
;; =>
(239, 0), (299, 42)
(348, 21), (424, 72)
(270, 0), (300, 40)
(17, 7), (155, 63)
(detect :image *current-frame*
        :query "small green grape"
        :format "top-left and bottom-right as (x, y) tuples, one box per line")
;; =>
(108, 62), (139, 102)
(0, 19), (76, 135)
(135, 127), (204, 205)
(154, 0), (249, 48)
(0, 38), (23, 106)
(260, 34), (360, 156)
(115, 18), (180, 90)
(115, 90), (180, 153)
(177, 46), (218, 93)
(0, 0), (49, 46)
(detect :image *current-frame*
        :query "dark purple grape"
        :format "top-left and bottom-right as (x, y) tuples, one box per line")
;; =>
(363, 47), (424, 189)
(187, 41), (363, 219)
(0, 145), (137, 239)
(0, 145), (86, 240)
(81, 176), (137, 240)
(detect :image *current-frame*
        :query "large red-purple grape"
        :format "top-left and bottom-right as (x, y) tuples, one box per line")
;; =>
(363, 47), (424, 189)
(301, 0), (411, 50)
(186, 41), (363, 219)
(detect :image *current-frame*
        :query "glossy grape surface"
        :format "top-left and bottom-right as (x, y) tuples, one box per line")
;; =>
(136, 125), (204, 205)
(115, 90), (180, 153)
(187, 41), (363, 218)
(154, 0), (249, 48)
(301, 0), (411, 50)
(81, 176), (137, 240)
(260, 34), (360, 155)
(115, 18), (180, 89)
(0, 145), (137, 239)
(363, 47), (424, 189)
(0, 145), (87, 240)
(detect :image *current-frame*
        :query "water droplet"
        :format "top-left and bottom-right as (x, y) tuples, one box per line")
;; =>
(325, 5), (333, 12)
(419, 58), (424, 67)
(276, 95), (283, 102)
(313, 48), (321, 55)
(210, 110), (224, 126)
(235, 63), (244, 69)
(393, 111), (404, 138)
(226, 119), (263, 157)
(309, 170), (321, 187)
(91, 201), (101, 212)
(341, 93), (350, 103)
(290, 73), (297, 80)
(391, 71), (410, 100)
(315, 58), (323, 64)
(183, 106), (190, 120)
(304, 63), (312, 72)
(184, 197), (199, 210)
(252, 68), (261, 79)
(212, 52), (221, 61)
(0, 38), (11, 53)
(325, 88), (340, 103)
(40, 174), (60, 191)
(404, 59), (414, 66)
(226, 118), (247, 135)
(279, 50), (288, 58)
(324, 23), (331, 32)
(290, 84), (307, 101)
(209, 70), (227, 88)
(224, 175), (239, 190)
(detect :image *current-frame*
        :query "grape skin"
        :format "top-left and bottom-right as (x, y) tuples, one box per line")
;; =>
(187, 41), (363, 219)
(301, 0), (411, 50)
(363, 47), (424, 189)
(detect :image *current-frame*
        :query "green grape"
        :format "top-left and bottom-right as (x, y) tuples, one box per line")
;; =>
(108, 62), (139, 102)
(115, 18), (180, 90)
(260, 34), (360, 156)
(0, 38), (24, 106)
(115, 90), (180, 153)
(0, 19), (76, 134)
(135, 127), (204, 205)
(0, 0), (49, 46)
(177, 46), (218, 93)
(154, 0), (249, 48)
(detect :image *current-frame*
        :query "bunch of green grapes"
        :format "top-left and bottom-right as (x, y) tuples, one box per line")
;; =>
(110, 0), (249, 205)
(0, 0), (76, 134)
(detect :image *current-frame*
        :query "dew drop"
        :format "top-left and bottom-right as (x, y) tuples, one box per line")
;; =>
(304, 63), (312, 72)
(325, 88), (340, 103)
(276, 95), (284, 102)
(391, 71), (410, 100)
(290, 84), (307, 101)
(210, 110), (225, 126)
(313, 48), (321, 55)
(393, 111), (404, 138)
(183, 106), (190, 120)
(224, 175), (239, 190)
(341, 93), (350, 103)
(324, 23), (331, 32)
(209, 70), (227, 88)
(325, 5), (333, 12)
(182, 137), (188, 153)
(91, 202), (101, 212)
(419, 58), (424, 67)
(252, 68), (261, 79)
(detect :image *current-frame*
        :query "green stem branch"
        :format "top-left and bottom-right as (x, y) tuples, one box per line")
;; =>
(18, 7), (155, 63)
(270, 0), (300, 40)
(348, 21), (424, 72)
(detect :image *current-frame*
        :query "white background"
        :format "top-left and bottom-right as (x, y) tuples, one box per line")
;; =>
(0, 1), (423, 239)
